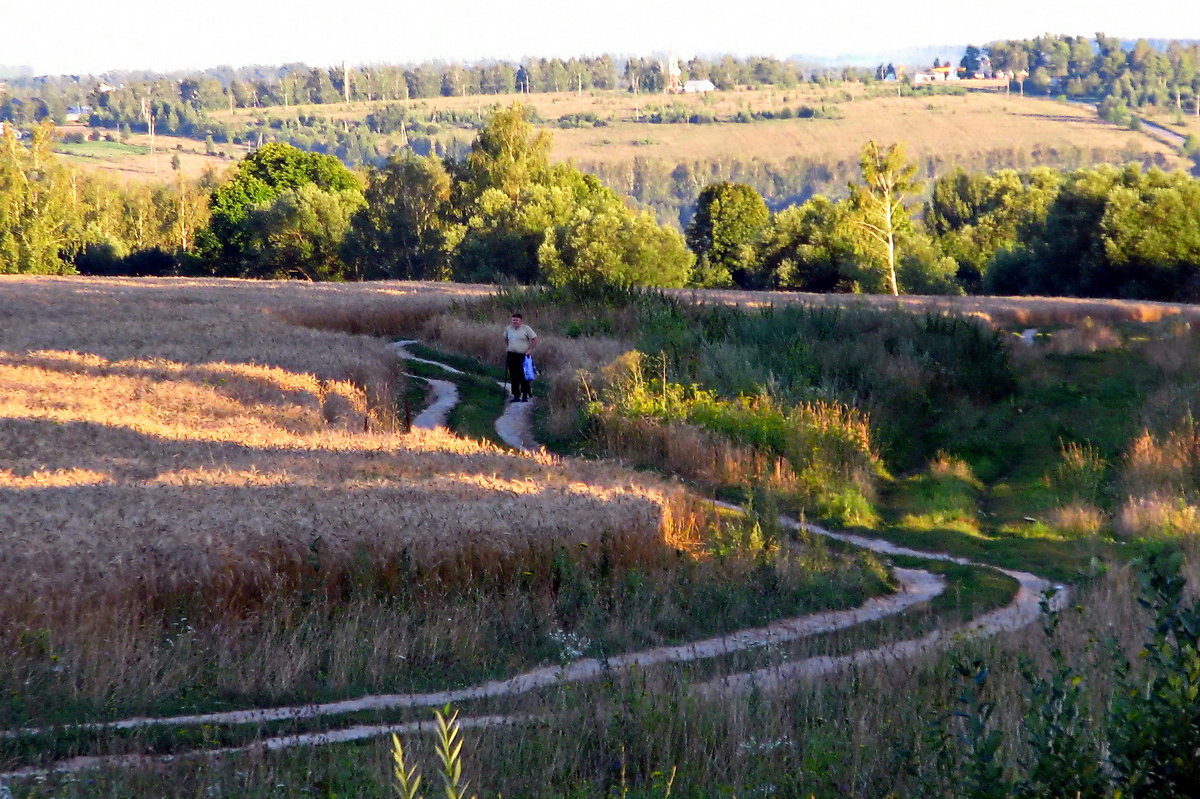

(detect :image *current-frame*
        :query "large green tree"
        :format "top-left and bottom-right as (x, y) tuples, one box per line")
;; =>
(538, 192), (693, 289)
(685, 182), (770, 287)
(200, 142), (360, 274)
(0, 121), (82, 274)
(452, 104), (619, 283)
(752, 196), (859, 291)
(925, 167), (1062, 291)
(343, 154), (460, 281)
(241, 183), (365, 281)
(985, 165), (1200, 300)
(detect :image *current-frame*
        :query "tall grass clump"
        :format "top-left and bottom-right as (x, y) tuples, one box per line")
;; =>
(908, 553), (1200, 799)
(891, 452), (983, 535)
(1045, 441), (1109, 536)
(592, 351), (879, 526)
(1117, 419), (1200, 539)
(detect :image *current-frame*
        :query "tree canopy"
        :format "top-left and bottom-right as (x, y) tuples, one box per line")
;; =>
(685, 182), (770, 287)
(201, 142), (361, 273)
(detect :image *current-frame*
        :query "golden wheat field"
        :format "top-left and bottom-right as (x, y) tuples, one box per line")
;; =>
(0, 277), (699, 629)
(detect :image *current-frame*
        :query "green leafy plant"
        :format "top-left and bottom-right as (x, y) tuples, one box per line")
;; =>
(1107, 551), (1200, 798)
(1014, 591), (1106, 799)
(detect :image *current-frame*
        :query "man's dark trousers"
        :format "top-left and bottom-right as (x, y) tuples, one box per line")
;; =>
(506, 352), (530, 399)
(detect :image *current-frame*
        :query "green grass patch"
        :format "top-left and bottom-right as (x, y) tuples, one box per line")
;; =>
(403, 357), (507, 447)
(55, 140), (149, 159)
(887, 469), (982, 536)
(406, 343), (506, 382)
(851, 523), (1117, 584)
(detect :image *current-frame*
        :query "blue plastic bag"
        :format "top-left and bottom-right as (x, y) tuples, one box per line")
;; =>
(523, 354), (536, 382)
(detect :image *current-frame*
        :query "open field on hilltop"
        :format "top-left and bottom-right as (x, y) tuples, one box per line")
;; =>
(66, 88), (1187, 190)
(553, 92), (1184, 169)
(1143, 106), (1200, 139)
(210, 82), (1010, 126)
(209, 85), (876, 125)
(51, 128), (235, 184)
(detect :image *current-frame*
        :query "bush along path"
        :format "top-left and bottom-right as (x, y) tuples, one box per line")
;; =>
(0, 345), (1066, 781)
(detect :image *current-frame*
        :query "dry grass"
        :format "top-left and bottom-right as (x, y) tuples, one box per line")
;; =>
(1047, 318), (1123, 354)
(1047, 503), (1106, 537)
(555, 93), (1183, 169)
(0, 277), (697, 630)
(1115, 421), (1200, 539)
(1116, 495), (1200, 539)
(665, 287), (1200, 329)
(211, 86), (870, 127)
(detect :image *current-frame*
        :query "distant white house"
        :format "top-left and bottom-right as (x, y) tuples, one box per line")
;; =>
(65, 105), (92, 123)
(912, 65), (959, 84)
(682, 79), (716, 93)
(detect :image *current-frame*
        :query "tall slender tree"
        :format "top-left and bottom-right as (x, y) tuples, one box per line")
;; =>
(848, 140), (920, 295)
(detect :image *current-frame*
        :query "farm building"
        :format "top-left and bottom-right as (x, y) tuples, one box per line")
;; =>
(912, 65), (959, 84)
(683, 79), (716, 93)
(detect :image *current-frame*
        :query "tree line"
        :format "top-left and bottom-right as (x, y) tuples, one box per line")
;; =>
(1, 109), (693, 287)
(4, 37), (1198, 133)
(689, 151), (1200, 301)
(979, 34), (1200, 114)
(0, 123), (212, 275)
(5, 106), (1200, 301)
(0, 53), (884, 129)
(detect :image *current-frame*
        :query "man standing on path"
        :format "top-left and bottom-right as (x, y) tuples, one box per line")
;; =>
(504, 312), (538, 402)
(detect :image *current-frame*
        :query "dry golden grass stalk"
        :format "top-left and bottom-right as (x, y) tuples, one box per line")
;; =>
(1047, 503), (1106, 537)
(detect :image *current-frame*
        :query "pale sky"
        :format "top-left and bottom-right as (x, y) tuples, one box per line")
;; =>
(3, 0), (1198, 75)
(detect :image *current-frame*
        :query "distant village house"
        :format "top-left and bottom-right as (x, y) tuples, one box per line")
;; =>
(65, 105), (92, 123)
(912, 64), (959, 84)
(682, 79), (716, 93)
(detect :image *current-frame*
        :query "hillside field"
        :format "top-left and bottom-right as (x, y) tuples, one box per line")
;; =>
(68, 87), (1189, 188)
(52, 128), (236, 184)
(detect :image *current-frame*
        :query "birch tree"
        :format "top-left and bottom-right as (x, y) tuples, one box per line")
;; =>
(849, 140), (920, 296)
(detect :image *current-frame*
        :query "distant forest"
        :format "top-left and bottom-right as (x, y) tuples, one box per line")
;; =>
(3, 35), (1198, 135)
(3, 36), (1196, 223)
